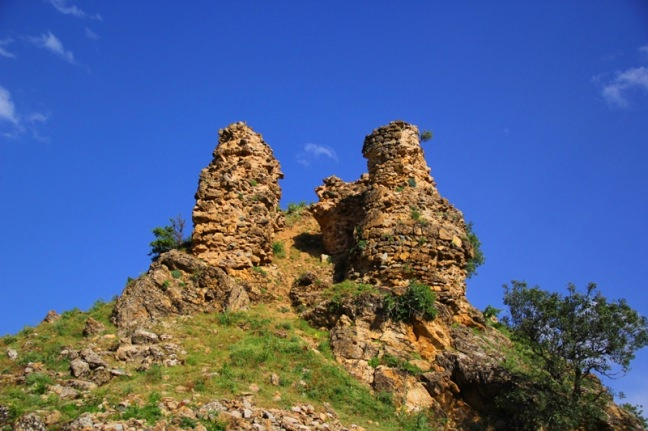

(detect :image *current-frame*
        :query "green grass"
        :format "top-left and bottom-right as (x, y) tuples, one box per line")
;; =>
(0, 300), (443, 430)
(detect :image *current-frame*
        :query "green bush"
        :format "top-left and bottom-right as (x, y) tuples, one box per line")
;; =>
(384, 281), (437, 323)
(149, 214), (191, 260)
(272, 241), (286, 258)
(420, 130), (433, 142)
(465, 221), (485, 278)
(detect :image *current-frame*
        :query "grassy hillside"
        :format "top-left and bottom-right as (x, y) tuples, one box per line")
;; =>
(0, 209), (440, 431)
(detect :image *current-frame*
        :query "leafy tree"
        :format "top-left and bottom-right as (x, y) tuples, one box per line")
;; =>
(149, 214), (190, 259)
(502, 281), (648, 428)
(420, 130), (433, 142)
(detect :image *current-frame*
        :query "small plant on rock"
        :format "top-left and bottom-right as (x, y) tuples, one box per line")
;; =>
(384, 281), (437, 323)
(149, 214), (192, 260)
(272, 241), (286, 258)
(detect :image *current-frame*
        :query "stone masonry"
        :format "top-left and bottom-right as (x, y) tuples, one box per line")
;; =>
(313, 120), (474, 304)
(192, 122), (284, 269)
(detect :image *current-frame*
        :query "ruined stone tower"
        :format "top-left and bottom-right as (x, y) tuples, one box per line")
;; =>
(192, 122), (284, 269)
(313, 120), (474, 303)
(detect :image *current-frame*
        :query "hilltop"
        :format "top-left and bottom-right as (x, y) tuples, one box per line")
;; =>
(0, 121), (643, 431)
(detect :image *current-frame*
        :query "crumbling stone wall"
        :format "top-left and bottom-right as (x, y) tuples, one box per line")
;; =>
(192, 122), (284, 269)
(312, 121), (474, 303)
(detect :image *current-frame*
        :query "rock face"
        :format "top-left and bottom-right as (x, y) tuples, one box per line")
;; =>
(192, 122), (284, 269)
(312, 121), (475, 316)
(303, 121), (506, 426)
(112, 250), (250, 329)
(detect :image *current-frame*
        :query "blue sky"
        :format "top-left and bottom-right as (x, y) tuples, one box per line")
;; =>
(1, 0), (648, 410)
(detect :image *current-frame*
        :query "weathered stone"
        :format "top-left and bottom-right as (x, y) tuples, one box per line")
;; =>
(69, 358), (90, 378)
(49, 384), (79, 400)
(80, 348), (108, 369)
(112, 250), (248, 329)
(82, 317), (105, 337)
(42, 310), (60, 324)
(192, 122), (284, 269)
(6, 348), (17, 361)
(311, 121), (478, 319)
(131, 329), (159, 345)
(0, 404), (9, 427)
(14, 413), (47, 431)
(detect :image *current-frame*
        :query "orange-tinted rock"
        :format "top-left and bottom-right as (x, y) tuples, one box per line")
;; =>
(312, 121), (475, 311)
(192, 122), (284, 269)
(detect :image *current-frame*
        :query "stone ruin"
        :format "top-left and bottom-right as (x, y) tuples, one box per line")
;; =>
(192, 122), (284, 269)
(312, 120), (475, 307)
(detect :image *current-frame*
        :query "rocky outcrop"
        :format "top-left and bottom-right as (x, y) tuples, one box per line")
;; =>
(112, 250), (250, 329)
(192, 122), (284, 269)
(61, 398), (360, 431)
(312, 121), (477, 319)
(303, 121), (510, 426)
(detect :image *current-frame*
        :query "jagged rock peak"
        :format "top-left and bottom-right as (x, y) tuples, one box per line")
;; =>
(192, 122), (284, 269)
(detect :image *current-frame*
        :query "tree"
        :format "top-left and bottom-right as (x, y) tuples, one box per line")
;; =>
(149, 214), (190, 259)
(502, 281), (648, 427)
(420, 130), (433, 142)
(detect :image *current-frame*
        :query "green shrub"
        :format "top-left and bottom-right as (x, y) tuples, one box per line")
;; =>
(621, 404), (648, 428)
(410, 207), (421, 221)
(482, 305), (501, 319)
(272, 241), (286, 258)
(384, 281), (437, 323)
(285, 201), (308, 225)
(465, 221), (485, 278)
(149, 214), (191, 260)
(252, 266), (267, 276)
(25, 372), (54, 395)
(121, 392), (162, 424)
(420, 130), (433, 142)
(407, 178), (417, 188)
(170, 270), (182, 279)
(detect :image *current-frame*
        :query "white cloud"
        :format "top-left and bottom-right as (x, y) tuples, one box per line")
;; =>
(85, 27), (99, 40)
(601, 66), (648, 108)
(639, 45), (648, 59)
(0, 86), (18, 124)
(31, 32), (75, 64)
(0, 86), (51, 141)
(0, 38), (15, 58)
(28, 112), (49, 123)
(48, 0), (101, 20)
(296, 143), (338, 167)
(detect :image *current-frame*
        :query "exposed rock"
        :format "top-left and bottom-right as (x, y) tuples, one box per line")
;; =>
(130, 329), (159, 345)
(6, 348), (17, 361)
(0, 404), (8, 427)
(192, 122), (284, 269)
(49, 384), (79, 400)
(80, 348), (108, 369)
(82, 317), (105, 337)
(112, 249), (249, 329)
(69, 358), (91, 378)
(42, 310), (60, 324)
(14, 413), (47, 431)
(312, 121), (476, 315)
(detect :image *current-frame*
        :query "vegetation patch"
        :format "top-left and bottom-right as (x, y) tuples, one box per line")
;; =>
(383, 281), (437, 323)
